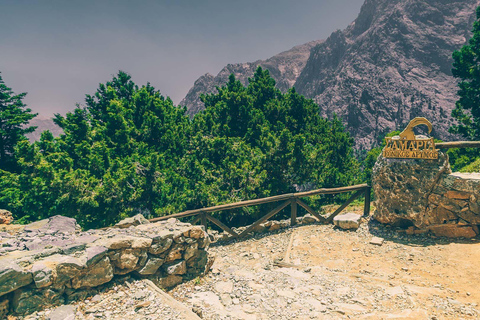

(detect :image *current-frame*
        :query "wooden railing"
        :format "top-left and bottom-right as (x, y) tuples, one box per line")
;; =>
(435, 141), (480, 149)
(149, 184), (371, 238)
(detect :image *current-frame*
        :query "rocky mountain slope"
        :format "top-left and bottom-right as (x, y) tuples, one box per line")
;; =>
(180, 40), (323, 116)
(26, 116), (63, 142)
(181, 0), (480, 150)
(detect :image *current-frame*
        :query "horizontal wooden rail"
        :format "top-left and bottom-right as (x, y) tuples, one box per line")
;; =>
(435, 141), (480, 149)
(148, 183), (369, 223)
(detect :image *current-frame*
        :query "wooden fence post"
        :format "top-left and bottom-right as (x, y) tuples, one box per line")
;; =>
(363, 187), (371, 217)
(200, 212), (207, 231)
(291, 198), (297, 226)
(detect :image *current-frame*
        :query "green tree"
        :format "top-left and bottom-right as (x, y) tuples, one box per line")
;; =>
(0, 73), (36, 171)
(6, 71), (192, 228)
(450, 6), (480, 139)
(191, 67), (359, 224)
(447, 6), (480, 170)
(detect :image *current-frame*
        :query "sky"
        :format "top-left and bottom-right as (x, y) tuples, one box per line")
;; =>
(0, 0), (363, 117)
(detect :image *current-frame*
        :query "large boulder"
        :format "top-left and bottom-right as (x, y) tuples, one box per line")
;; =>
(372, 152), (480, 237)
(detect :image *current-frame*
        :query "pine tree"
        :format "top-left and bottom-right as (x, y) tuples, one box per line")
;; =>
(450, 6), (480, 140)
(0, 73), (36, 171)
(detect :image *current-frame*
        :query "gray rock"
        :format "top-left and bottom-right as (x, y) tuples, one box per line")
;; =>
(85, 246), (108, 266)
(12, 287), (64, 315)
(165, 260), (187, 275)
(48, 305), (76, 320)
(31, 262), (53, 288)
(115, 214), (149, 229)
(137, 257), (164, 275)
(0, 261), (33, 296)
(40, 215), (80, 234)
(333, 212), (362, 230)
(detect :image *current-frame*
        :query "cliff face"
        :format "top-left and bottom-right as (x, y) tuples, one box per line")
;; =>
(295, 0), (479, 150)
(182, 0), (479, 150)
(180, 40), (323, 116)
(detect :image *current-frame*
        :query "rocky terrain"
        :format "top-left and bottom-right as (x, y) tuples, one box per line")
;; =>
(182, 0), (480, 150)
(10, 209), (479, 320)
(0, 215), (211, 317)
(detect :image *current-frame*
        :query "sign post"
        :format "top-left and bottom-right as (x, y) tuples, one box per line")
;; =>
(383, 117), (438, 160)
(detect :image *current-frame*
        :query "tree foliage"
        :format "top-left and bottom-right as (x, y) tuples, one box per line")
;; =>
(0, 73), (36, 171)
(1, 68), (359, 229)
(447, 6), (480, 170)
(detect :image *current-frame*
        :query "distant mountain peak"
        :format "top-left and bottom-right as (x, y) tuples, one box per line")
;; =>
(181, 0), (480, 150)
(179, 40), (323, 116)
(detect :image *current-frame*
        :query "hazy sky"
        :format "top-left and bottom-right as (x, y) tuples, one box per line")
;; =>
(0, 0), (363, 117)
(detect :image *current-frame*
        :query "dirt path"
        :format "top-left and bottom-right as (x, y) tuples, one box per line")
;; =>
(171, 219), (480, 319)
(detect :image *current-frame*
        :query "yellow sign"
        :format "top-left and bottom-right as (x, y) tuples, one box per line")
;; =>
(383, 117), (438, 159)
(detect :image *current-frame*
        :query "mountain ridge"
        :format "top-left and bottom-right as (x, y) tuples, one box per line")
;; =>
(182, 0), (480, 150)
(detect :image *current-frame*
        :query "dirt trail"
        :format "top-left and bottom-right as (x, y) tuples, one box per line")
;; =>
(172, 218), (480, 319)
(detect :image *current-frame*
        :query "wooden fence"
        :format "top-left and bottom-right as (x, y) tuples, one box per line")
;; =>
(149, 184), (371, 238)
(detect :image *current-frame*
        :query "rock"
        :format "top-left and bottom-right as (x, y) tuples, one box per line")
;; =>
(0, 215), (211, 316)
(370, 237), (384, 246)
(137, 257), (164, 275)
(95, 235), (152, 250)
(157, 275), (183, 289)
(0, 298), (9, 319)
(115, 214), (150, 229)
(373, 152), (451, 228)
(149, 237), (173, 255)
(40, 215), (80, 234)
(372, 152), (480, 235)
(333, 212), (362, 230)
(184, 242), (199, 260)
(214, 281), (234, 294)
(0, 261), (33, 296)
(51, 255), (85, 284)
(0, 209), (13, 225)
(184, 226), (206, 239)
(427, 225), (477, 238)
(31, 262), (54, 289)
(85, 246), (108, 266)
(165, 244), (184, 263)
(48, 305), (76, 320)
(110, 249), (140, 274)
(12, 287), (64, 315)
(444, 191), (471, 200)
(165, 260), (187, 275)
(301, 214), (317, 224)
(72, 256), (113, 289)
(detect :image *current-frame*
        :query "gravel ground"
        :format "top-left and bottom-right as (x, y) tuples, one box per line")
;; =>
(15, 217), (480, 320)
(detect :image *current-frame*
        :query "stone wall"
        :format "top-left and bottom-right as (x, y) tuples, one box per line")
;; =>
(0, 215), (212, 316)
(372, 152), (480, 238)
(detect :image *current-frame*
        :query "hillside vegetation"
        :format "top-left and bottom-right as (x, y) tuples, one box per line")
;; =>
(0, 68), (359, 229)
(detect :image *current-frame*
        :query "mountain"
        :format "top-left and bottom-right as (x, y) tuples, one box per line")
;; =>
(181, 0), (480, 151)
(180, 40), (323, 116)
(26, 117), (62, 142)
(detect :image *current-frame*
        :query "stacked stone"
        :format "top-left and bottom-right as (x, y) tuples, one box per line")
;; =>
(372, 152), (480, 238)
(0, 215), (211, 316)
